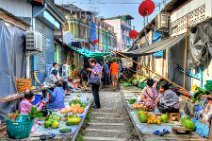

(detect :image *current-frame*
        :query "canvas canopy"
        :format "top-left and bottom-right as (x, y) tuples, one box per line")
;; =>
(68, 46), (112, 60)
(118, 34), (186, 57)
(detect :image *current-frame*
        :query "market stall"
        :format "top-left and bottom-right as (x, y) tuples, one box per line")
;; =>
(120, 84), (209, 141)
(0, 91), (93, 140)
(30, 93), (93, 140)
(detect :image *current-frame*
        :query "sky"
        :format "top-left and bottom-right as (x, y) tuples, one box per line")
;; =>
(55, 0), (169, 31)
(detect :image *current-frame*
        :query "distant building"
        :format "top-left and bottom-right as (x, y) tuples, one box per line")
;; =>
(104, 15), (134, 51)
(55, 4), (116, 52)
(94, 18), (116, 52)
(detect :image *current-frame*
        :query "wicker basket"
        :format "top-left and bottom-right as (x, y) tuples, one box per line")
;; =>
(16, 78), (32, 93)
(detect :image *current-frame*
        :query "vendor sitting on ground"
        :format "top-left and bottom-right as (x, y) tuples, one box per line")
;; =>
(67, 76), (81, 92)
(19, 90), (45, 133)
(156, 81), (179, 113)
(138, 79), (159, 109)
(47, 80), (65, 109)
(48, 69), (69, 94)
(19, 90), (44, 114)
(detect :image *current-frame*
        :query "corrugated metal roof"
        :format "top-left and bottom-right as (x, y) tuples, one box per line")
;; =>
(55, 4), (94, 15)
(105, 15), (134, 20)
(45, 0), (67, 24)
(0, 8), (30, 26)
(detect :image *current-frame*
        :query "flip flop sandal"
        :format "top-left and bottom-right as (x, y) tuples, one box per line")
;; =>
(40, 133), (56, 140)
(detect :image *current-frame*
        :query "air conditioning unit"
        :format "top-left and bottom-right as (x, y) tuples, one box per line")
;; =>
(26, 31), (43, 52)
(155, 12), (169, 31)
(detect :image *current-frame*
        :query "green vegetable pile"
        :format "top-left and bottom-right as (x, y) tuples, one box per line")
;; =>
(120, 82), (132, 87)
(192, 87), (210, 102)
(60, 128), (72, 133)
(128, 99), (136, 104)
(28, 107), (44, 119)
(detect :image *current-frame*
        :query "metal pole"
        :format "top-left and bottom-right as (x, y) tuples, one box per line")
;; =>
(183, 16), (189, 88)
(116, 51), (187, 91)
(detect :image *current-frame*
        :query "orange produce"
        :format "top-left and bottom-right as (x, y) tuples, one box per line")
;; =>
(75, 104), (81, 108)
(77, 107), (85, 114)
(67, 107), (72, 113)
(72, 108), (78, 114)
(138, 104), (144, 108)
(132, 104), (139, 109)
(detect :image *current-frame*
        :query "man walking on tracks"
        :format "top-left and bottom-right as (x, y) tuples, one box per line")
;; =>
(110, 59), (119, 91)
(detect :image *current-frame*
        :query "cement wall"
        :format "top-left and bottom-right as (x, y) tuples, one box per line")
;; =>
(171, 0), (212, 22)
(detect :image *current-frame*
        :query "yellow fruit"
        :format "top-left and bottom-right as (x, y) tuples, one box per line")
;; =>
(60, 108), (66, 114)
(51, 121), (59, 129)
(71, 104), (76, 107)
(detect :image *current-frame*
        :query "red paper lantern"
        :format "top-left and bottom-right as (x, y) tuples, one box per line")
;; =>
(138, 0), (155, 17)
(92, 39), (98, 44)
(129, 30), (138, 39)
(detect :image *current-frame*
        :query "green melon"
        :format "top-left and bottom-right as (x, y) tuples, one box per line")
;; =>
(160, 114), (169, 123)
(139, 113), (148, 123)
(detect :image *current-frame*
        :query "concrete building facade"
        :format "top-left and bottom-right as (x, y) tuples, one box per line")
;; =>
(104, 15), (134, 51)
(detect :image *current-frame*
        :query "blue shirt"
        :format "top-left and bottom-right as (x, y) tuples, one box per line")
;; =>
(47, 87), (65, 109)
(103, 63), (110, 74)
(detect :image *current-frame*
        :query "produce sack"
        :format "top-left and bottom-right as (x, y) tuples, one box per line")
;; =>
(193, 118), (209, 138)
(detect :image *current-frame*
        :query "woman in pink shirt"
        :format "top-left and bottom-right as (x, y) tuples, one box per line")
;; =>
(19, 90), (44, 133)
(138, 79), (159, 109)
(19, 90), (44, 114)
